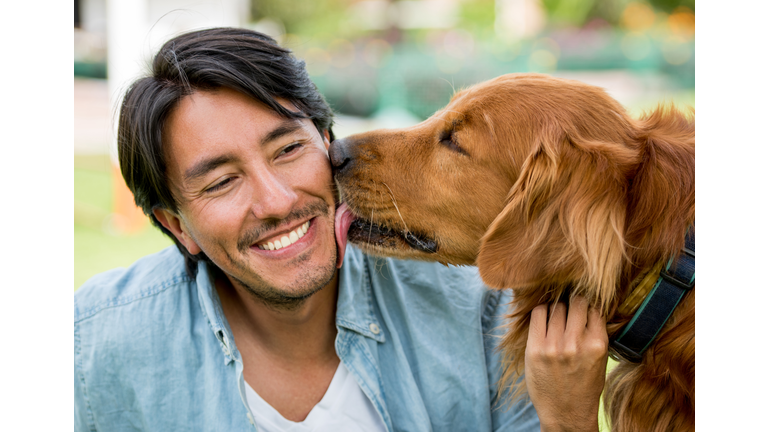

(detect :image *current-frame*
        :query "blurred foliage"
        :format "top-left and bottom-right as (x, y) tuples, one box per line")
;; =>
(251, 0), (356, 40)
(541, 0), (694, 27)
(250, 0), (695, 36)
(243, 1), (695, 121)
(456, 0), (495, 37)
(543, 0), (601, 26)
(648, 0), (694, 13)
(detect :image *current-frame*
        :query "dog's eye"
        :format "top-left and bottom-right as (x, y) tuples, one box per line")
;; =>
(440, 131), (468, 156)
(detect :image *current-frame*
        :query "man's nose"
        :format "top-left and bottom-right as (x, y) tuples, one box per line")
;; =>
(249, 170), (298, 220)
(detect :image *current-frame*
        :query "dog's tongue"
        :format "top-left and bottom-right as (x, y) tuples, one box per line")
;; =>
(334, 202), (356, 268)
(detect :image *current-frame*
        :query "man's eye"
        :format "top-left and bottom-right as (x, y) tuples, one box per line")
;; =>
(205, 177), (231, 193)
(279, 143), (302, 156)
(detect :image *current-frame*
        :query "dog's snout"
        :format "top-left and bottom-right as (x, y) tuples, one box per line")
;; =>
(329, 137), (353, 171)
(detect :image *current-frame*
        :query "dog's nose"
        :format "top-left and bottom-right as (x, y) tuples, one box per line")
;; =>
(329, 137), (352, 170)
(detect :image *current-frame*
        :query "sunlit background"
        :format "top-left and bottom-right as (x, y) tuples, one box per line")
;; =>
(75, 0), (695, 291)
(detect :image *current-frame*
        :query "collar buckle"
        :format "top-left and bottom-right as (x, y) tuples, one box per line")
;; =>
(659, 246), (695, 291)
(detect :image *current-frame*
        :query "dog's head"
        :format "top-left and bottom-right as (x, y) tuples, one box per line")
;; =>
(331, 73), (692, 309)
(332, 75), (530, 266)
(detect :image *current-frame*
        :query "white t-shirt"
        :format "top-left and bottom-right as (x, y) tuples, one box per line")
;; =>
(244, 362), (387, 432)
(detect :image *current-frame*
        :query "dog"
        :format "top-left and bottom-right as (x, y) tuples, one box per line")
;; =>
(329, 73), (694, 432)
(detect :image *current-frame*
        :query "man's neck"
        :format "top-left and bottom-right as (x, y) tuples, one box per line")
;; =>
(215, 271), (341, 422)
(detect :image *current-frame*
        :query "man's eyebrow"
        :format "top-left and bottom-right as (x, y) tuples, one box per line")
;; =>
(182, 120), (306, 183)
(261, 119), (305, 146)
(183, 155), (236, 183)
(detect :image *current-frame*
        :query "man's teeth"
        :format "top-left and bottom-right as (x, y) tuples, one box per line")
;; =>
(258, 221), (310, 250)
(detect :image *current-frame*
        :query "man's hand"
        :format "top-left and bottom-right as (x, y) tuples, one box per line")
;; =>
(525, 295), (609, 432)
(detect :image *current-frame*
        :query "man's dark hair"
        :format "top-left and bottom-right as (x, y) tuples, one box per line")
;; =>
(117, 27), (334, 278)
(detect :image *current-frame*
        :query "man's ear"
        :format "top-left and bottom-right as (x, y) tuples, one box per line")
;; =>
(152, 207), (202, 255)
(323, 129), (331, 151)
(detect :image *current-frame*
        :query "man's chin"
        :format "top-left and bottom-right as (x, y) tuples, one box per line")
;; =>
(227, 256), (338, 311)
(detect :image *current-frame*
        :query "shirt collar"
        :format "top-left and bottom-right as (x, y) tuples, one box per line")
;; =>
(195, 246), (386, 364)
(196, 261), (238, 364)
(335, 247), (386, 343)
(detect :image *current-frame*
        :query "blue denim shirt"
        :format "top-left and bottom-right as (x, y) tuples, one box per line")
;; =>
(74, 246), (540, 431)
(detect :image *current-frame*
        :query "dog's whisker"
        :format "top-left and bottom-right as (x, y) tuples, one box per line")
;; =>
(439, 77), (456, 95)
(382, 182), (410, 234)
(380, 182), (436, 251)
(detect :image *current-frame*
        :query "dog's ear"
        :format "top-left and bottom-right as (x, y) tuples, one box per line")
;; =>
(476, 129), (635, 309)
(623, 106), (695, 266)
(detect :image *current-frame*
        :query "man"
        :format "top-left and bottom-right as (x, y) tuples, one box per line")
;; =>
(74, 28), (608, 431)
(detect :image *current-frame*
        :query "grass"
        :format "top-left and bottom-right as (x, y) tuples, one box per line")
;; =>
(74, 155), (173, 290)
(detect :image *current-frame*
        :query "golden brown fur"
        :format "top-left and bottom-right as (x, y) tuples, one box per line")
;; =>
(330, 73), (695, 432)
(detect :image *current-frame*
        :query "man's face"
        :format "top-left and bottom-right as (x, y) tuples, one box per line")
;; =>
(154, 88), (338, 304)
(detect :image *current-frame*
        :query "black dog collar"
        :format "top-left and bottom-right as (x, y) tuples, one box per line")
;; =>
(610, 229), (695, 363)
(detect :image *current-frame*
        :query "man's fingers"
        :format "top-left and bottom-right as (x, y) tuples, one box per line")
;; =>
(583, 304), (609, 363)
(586, 303), (607, 335)
(548, 302), (567, 337)
(565, 295), (589, 336)
(529, 304), (548, 341)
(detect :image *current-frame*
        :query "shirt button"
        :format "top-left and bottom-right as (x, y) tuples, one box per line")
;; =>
(369, 323), (380, 334)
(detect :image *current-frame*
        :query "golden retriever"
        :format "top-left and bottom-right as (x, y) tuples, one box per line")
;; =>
(330, 73), (694, 432)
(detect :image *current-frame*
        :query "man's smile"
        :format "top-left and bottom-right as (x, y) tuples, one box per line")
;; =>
(255, 220), (311, 251)
(236, 200), (331, 254)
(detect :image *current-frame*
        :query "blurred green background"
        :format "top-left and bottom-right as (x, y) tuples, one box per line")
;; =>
(74, 154), (174, 289)
(260, 0), (694, 119)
